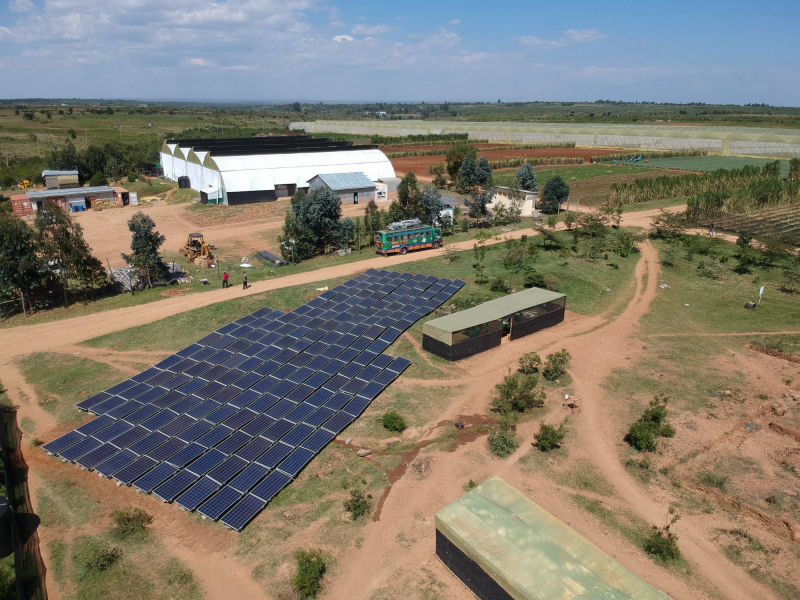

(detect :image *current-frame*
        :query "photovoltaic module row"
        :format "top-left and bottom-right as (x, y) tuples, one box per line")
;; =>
(43, 269), (464, 531)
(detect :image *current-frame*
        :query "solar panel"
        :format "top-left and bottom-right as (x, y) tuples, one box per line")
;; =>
(175, 476), (220, 511)
(45, 268), (463, 530)
(220, 494), (267, 531)
(251, 471), (292, 502)
(153, 470), (198, 502)
(198, 486), (243, 521)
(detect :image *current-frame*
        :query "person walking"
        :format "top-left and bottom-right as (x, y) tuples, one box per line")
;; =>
(242, 271), (247, 290)
(222, 271), (229, 288)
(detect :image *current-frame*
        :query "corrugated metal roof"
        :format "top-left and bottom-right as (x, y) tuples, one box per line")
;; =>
(308, 172), (375, 191)
(424, 287), (565, 336)
(436, 477), (670, 600)
(26, 186), (114, 199)
(42, 170), (78, 177)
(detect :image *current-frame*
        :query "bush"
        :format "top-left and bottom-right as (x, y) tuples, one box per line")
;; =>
(343, 489), (372, 520)
(626, 421), (657, 451)
(542, 348), (571, 381)
(491, 372), (545, 414)
(127, 172), (137, 183)
(542, 273), (561, 291)
(534, 421), (567, 451)
(73, 538), (122, 578)
(698, 471), (728, 490)
(523, 272), (547, 289)
(489, 277), (511, 293)
(88, 171), (107, 187)
(518, 352), (541, 375)
(292, 548), (326, 599)
(110, 507), (152, 538)
(382, 411), (407, 432)
(643, 528), (681, 562)
(625, 395), (674, 452)
(488, 429), (519, 458)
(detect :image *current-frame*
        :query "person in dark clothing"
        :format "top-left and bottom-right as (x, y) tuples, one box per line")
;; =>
(222, 271), (229, 288)
(242, 271), (247, 289)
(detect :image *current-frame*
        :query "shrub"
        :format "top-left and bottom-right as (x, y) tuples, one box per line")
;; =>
(292, 548), (326, 598)
(625, 395), (674, 452)
(73, 538), (122, 578)
(127, 172), (137, 183)
(542, 273), (561, 291)
(488, 429), (519, 458)
(382, 411), (407, 432)
(643, 528), (681, 562)
(542, 348), (571, 381)
(523, 272), (547, 289)
(534, 421), (567, 451)
(627, 421), (657, 452)
(491, 372), (545, 414)
(698, 471), (728, 490)
(518, 352), (541, 375)
(110, 507), (152, 538)
(343, 489), (372, 520)
(489, 277), (511, 293)
(88, 171), (107, 187)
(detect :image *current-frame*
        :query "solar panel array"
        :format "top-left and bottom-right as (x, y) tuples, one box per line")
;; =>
(43, 269), (464, 531)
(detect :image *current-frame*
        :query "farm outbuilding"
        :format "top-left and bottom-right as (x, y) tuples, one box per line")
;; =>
(307, 172), (376, 204)
(422, 287), (565, 361)
(436, 477), (670, 600)
(42, 170), (79, 190)
(11, 186), (128, 219)
(160, 136), (395, 205)
(489, 186), (538, 217)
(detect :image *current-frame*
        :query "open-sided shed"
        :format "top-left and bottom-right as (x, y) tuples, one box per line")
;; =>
(422, 287), (565, 361)
(435, 477), (670, 600)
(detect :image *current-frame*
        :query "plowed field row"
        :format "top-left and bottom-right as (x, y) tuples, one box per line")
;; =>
(559, 169), (688, 207)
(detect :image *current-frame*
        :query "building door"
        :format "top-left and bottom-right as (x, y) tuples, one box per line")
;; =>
(353, 191), (359, 204)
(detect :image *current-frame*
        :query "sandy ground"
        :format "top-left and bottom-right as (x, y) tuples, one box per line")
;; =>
(3, 206), (797, 599)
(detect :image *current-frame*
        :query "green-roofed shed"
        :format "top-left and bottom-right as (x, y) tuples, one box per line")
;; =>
(422, 287), (565, 361)
(435, 477), (670, 600)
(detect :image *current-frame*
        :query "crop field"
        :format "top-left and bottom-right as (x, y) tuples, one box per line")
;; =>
(642, 156), (791, 177)
(709, 204), (800, 244)
(391, 146), (626, 178)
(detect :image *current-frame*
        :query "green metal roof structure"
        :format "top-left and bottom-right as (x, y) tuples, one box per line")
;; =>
(423, 287), (565, 344)
(435, 477), (670, 600)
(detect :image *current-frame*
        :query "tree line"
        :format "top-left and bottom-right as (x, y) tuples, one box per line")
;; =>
(47, 140), (158, 186)
(0, 205), (167, 316)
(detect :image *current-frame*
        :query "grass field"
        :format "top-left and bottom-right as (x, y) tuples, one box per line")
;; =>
(492, 163), (658, 189)
(642, 156), (791, 177)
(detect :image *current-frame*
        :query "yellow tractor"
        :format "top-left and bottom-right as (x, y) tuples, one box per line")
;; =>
(179, 233), (215, 267)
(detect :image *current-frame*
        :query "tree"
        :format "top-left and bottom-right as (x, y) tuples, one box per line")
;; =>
(36, 202), (105, 305)
(297, 188), (343, 253)
(419, 185), (446, 224)
(121, 212), (167, 289)
(534, 421), (567, 451)
(790, 158), (800, 181)
(539, 176), (569, 214)
(516, 162), (539, 192)
(457, 156), (492, 193)
(542, 348), (571, 381)
(475, 157), (493, 188)
(445, 140), (477, 180)
(0, 211), (46, 314)
(89, 171), (108, 187)
(397, 172), (420, 216)
(464, 190), (491, 218)
(364, 199), (380, 245)
(382, 411), (407, 432)
(337, 217), (354, 249)
(491, 371), (545, 414)
(518, 352), (541, 375)
(488, 428), (519, 457)
(292, 549), (326, 598)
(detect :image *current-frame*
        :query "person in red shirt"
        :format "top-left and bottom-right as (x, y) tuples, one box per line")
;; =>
(222, 271), (229, 288)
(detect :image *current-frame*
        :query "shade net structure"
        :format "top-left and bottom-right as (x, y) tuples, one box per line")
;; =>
(435, 477), (671, 600)
(43, 269), (464, 531)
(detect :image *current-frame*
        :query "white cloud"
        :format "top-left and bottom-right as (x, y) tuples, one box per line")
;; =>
(186, 57), (213, 67)
(9, 0), (35, 12)
(517, 28), (606, 49)
(449, 18), (461, 25)
(351, 23), (390, 36)
(332, 34), (353, 43)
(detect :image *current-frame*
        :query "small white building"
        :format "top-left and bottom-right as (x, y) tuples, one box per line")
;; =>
(488, 186), (539, 217)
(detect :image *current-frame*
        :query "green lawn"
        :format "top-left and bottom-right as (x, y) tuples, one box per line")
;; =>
(643, 156), (790, 177)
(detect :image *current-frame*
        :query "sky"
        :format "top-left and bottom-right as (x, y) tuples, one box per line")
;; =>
(1, 0), (799, 105)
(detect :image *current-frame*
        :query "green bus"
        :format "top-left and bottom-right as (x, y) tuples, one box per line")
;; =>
(375, 221), (442, 257)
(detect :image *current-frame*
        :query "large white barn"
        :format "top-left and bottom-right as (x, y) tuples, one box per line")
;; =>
(159, 136), (396, 205)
